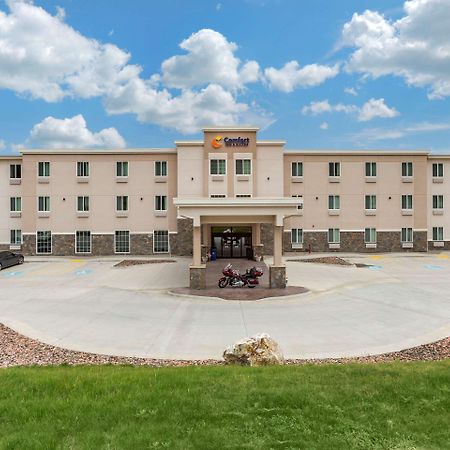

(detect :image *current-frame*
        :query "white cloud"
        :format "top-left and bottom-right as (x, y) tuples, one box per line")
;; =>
(344, 87), (358, 96)
(320, 122), (329, 130)
(342, 0), (450, 99)
(159, 29), (261, 90)
(25, 115), (126, 149)
(0, 139), (5, 151)
(264, 61), (339, 92)
(302, 98), (398, 122)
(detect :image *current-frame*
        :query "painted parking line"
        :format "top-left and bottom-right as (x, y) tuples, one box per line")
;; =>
(437, 254), (449, 259)
(74, 268), (93, 276)
(368, 265), (383, 270)
(424, 264), (443, 270)
(2, 271), (24, 278)
(368, 255), (384, 260)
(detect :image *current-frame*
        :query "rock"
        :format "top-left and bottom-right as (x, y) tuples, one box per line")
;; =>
(223, 333), (284, 366)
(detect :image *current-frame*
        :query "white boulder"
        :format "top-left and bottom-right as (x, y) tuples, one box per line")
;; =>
(223, 333), (284, 366)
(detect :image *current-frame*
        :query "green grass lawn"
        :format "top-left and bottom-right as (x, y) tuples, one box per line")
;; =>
(0, 362), (449, 449)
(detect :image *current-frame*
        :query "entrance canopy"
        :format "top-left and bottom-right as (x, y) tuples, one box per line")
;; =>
(173, 197), (302, 226)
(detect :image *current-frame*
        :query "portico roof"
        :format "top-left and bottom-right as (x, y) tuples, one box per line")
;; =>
(173, 197), (302, 226)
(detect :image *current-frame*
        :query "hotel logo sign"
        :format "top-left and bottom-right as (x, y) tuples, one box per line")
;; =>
(211, 136), (250, 149)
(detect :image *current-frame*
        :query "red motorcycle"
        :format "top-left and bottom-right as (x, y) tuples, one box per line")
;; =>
(218, 263), (264, 288)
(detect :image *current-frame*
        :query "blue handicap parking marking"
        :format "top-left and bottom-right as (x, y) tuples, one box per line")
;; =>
(424, 264), (443, 270)
(368, 265), (383, 270)
(2, 271), (24, 278)
(74, 268), (93, 276)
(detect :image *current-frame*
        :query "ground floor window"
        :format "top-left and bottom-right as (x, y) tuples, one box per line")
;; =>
(328, 228), (340, 243)
(154, 230), (169, 253)
(37, 231), (52, 254)
(433, 227), (444, 241)
(115, 230), (130, 253)
(76, 231), (91, 253)
(291, 228), (303, 245)
(10, 230), (22, 245)
(364, 228), (377, 243)
(401, 228), (413, 243)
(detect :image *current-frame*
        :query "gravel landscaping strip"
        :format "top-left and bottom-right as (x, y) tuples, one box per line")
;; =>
(287, 256), (353, 266)
(1, 323), (449, 368)
(114, 259), (176, 267)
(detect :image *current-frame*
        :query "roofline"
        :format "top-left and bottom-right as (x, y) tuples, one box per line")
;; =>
(202, 126), (259, 132)
(20, 148), (176, 155)
(0, 155), (22, 159)
(284, 149), (430, 156)
(427, 154), (450, 159)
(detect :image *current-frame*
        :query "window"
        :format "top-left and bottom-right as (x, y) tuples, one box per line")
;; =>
(432, 163), (444, 178)
(328, 195), (340, 210)
(116, 196), (128, 211)
(328, 228), (340, 243)
(401, 195), (413, 210)
(365, 195), (376, 210)
(37, 231), (52, 254)
(38, 161), (50, 177)
(433, 195), (444, 209)
(401, 228), (413, 243)
(38, 196), (50, 212)
(364, 228), (377, 244)
(402, 162), (413, 177)
(329, 162), (340, 177)
(155, 161), (167, 177)
(10, 230), (22, 245)
(365, 162), (377, 177)
(76, 231), (91, 253)
(210, 159), (226, 175)
(115, 231), (130, 253)
(116, 161), (128, 177)
(292, 194), (303, 209)
(433, 227), (444, 241)
(10, 197), (21, 212)
(210, 194), (226, 198)
(155, 195), (167, 211)
(77, 161), (89, 177)
(154, 230), (169, 253)
(235, 159), (251, 175)
(77, 196), (90, 212)
(291, 162), (303, 177)
(291, 228), (303, 244)
(10, 164), (21, 179)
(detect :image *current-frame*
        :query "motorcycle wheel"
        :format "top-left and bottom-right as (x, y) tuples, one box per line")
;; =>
(248, 285), (256, 288)
(218, 277), (228, 288)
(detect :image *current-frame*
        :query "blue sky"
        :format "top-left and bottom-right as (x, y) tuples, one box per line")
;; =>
(1, 0), (450, 153)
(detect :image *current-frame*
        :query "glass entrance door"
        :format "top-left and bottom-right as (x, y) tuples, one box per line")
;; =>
(211, 226), (253, 258)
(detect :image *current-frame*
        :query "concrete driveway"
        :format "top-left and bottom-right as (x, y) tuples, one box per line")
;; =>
(1, 253), (450, 360)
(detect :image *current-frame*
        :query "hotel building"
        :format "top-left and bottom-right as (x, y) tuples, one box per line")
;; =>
(0, 126), (449, 288)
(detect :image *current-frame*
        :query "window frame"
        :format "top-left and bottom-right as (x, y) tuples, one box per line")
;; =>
(328, 195), (340, 210)
(37, 196), (50, 212)
(328, 228), (340, 244)
(328, 162), (341, 177)
(36, 230), (52, 254)
(10, 196), (22, 212)
(365, 194), (377, 210)
(433, 195), (444, 209)
(116, 161), (129, 177)
(402, 162), (413, 177)
(432, 163), (444, 178)
(235, 159), (252, 175)
(401, 227), (413, 243)
(432, 226), (444, 242)
(401, 194), (413, 210)
(364, 228), (377, 244)
(291, 228), (304, 245)
(210, 159), (227, 175)
(116, 196), (129, 212)
(77, 196), (90, 212)
(155, 195), (168, 211)
(155, 161), (168, 177)
(114, 230), (130, 254)
(38, 161), (50, 177)
(75, 231), (92, 254)
(153, 230), (169, 253)
(291, 162), (304, 177)
(10, 229), (22, 245)
(365, 162), (377, 177)
(76, 161), (90, 178)
(9, 164), (22, 179)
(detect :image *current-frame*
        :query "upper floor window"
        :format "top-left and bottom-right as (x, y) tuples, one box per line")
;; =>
(77, 161), (89, 177)
(433, 195), (444, 209)
(116, 196), (128, 211)
(402, 162), (413, 177)
(365, 162), (377, 177)
(401, 194), (413, 210)
(210, 159), (226, 175)
(329, 162), (340, 177)
(155, 161), (167, 177)
(432, 163), (444, 178)
(235, 159), (251, 175)
(10, 197), (21, 212)
(38, 196), (50, 212)
(328, 195), (340, 210)
(77, 196), (90, 212)
(38, 161), (50, 177)
(433, 227), (444, 241)
(116, 161), (128, 177)
(10, 164), (21, 179)
(291, 162), (303, 177)
(155, 195), (167, 211)
(365, 195), (376, 210)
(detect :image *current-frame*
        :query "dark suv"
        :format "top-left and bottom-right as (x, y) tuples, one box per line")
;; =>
(0, 251), (24, 270)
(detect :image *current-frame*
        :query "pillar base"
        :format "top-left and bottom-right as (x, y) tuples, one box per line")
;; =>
(190, 265), (206, 290)
(269, 265), (287, 289)
(253, 244), (264, 261)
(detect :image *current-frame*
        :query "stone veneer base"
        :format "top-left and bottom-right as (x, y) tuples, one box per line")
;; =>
(190, 265), (206, 289)
(269, 265), (287, 289)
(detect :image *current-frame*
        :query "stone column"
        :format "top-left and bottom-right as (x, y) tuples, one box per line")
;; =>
(270, 225), (286, 288)
(190, 225), (206, 289)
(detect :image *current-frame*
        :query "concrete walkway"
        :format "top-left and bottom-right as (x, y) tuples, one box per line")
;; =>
(1, 253), (450, 360)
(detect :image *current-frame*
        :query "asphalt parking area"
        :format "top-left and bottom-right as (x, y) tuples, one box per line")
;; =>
(1, 253), (450, 360)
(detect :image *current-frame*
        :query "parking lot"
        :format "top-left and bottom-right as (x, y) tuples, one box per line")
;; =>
(1, 253), (450, 360)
